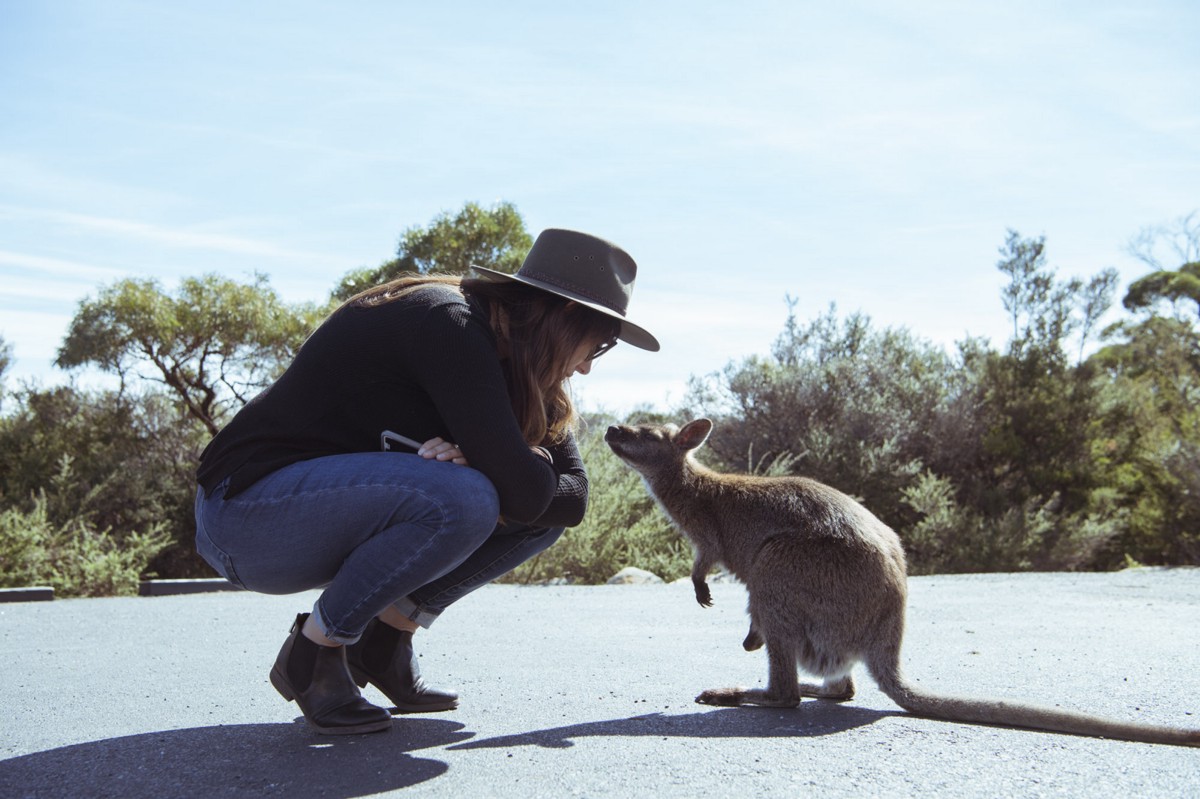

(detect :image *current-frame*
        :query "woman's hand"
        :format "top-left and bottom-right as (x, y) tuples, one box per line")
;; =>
(418, 437), (468, 466)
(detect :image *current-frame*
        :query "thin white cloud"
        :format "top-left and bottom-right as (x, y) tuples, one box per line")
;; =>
(0, 153), (183, 211)
(0, 249), (119, 283)
(0, 204), (342, 264)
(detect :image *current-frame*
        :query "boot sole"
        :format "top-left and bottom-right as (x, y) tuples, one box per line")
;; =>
(388, 701), (459, 715)
(305, 718), (393, 735)
(348, 665), (459, 713)
(270, 667), (394, 734)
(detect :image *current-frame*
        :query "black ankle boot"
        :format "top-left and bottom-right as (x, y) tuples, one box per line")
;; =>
(346, 618), (459, 713)
(269, 613), (393, 735)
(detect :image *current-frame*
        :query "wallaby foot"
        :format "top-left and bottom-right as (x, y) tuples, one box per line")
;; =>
(798, 675), (855, 702)
(696, 686), (801, 708)
(695, 687), (744, 706)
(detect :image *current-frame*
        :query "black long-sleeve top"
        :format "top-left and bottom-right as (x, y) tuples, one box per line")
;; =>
(196, 284), (588, 528)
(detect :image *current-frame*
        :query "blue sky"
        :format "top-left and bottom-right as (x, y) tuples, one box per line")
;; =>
(2, 0), (1197, 413)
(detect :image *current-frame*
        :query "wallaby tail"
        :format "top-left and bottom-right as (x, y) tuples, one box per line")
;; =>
(868, 657), (1200, 748)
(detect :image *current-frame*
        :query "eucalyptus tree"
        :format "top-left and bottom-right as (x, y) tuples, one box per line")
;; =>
(56, 273), (325, 436)
(333, 200), (532, 301)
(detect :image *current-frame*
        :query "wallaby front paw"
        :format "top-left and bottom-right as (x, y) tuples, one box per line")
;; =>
(694, 581), (713, 607)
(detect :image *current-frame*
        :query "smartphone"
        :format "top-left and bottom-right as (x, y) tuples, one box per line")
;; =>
(380, 430), (422, 452)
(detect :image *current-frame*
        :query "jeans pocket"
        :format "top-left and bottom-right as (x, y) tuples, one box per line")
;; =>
(194, 485), (245, 588)
(195, 525), (245, 588)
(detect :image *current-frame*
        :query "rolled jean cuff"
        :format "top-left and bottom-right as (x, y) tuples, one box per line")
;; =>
(390, 595), (441, 629)
(310, 599), (365, 645)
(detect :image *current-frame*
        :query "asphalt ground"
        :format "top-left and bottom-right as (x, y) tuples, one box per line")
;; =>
(1, 568), (1198, 798)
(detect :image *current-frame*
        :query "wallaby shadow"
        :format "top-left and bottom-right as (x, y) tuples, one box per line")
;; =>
(450, 702), (901, 751)
(0, 717), (471, 799)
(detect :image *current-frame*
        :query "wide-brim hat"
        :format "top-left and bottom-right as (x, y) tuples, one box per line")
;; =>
(471, 228), (660, 351)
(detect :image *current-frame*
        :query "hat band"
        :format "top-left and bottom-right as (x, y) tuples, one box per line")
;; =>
(520, 268), (629, 317)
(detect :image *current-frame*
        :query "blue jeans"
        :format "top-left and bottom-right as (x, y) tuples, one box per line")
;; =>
(194, 453), (564, 644)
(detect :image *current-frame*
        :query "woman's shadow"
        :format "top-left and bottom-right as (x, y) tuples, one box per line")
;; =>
(0, 704), (898, 797)
(0, 717), (471, 799)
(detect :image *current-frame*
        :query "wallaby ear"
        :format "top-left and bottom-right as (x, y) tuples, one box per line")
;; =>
(675, 418), (713, 451)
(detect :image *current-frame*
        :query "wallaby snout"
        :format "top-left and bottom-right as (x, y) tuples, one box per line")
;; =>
(603, 424), (629, 442)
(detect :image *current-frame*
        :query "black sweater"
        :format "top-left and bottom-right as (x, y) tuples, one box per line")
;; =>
(196, 284), (588, 528)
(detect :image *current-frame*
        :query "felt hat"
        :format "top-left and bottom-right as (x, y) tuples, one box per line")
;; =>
(471, 228), (660, 352)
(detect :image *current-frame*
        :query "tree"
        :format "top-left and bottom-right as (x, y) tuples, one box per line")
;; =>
(1126, 211), (1200, 271)
(56, 273), (325, 436)
(333, 200), (532, 300)
(1123, 262), (1200, 319)
(996, 230), (1117, 364)
(1124, 211), (1200, 320)
(684, 231), (1137, 573)
(977, 233), (1118, 517)
(1093, 228), (1200, 565)
(0, 334), (11, 411)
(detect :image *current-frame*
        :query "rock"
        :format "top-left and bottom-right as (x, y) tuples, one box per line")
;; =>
(670, 568), (739, 585)
(607, 567), (664, 585)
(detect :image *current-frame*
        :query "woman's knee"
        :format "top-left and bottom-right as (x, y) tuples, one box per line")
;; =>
(426, 465), (500, 536)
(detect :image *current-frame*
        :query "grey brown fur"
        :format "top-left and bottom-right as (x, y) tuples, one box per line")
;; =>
(605, 418), (1200, 747)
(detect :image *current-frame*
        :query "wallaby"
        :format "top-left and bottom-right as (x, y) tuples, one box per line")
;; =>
(605, 418), (1200, 747)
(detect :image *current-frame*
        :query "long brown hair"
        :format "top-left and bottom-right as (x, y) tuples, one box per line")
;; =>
(347, 273), (619, 446)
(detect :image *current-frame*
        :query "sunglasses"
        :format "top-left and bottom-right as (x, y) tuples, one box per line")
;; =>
(586, 337), (619, 361)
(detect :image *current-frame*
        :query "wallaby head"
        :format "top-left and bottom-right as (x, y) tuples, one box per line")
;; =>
(605, 417), (1200, 748)
(604, 418), (713, 478)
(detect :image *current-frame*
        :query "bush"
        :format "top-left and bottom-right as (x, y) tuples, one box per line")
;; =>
(0, 465), (171, 597)
(504, 418), (692, 584)
(0, 386), (208, 579)
(686, 305), (952, 533)
(900, 471), (1126, 574)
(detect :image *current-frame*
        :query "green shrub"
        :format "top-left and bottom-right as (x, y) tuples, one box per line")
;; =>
(0, 461), (171, 597)
(505, 420), (692, 584)
(0, 386), (207, 579)
(900, 471), (1126, 574)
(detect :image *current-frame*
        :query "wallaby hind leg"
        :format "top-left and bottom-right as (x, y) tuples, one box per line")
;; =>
(738, 622), (849, 698)
(797, 674), (855, 702)
(696, 638), (801, 708)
